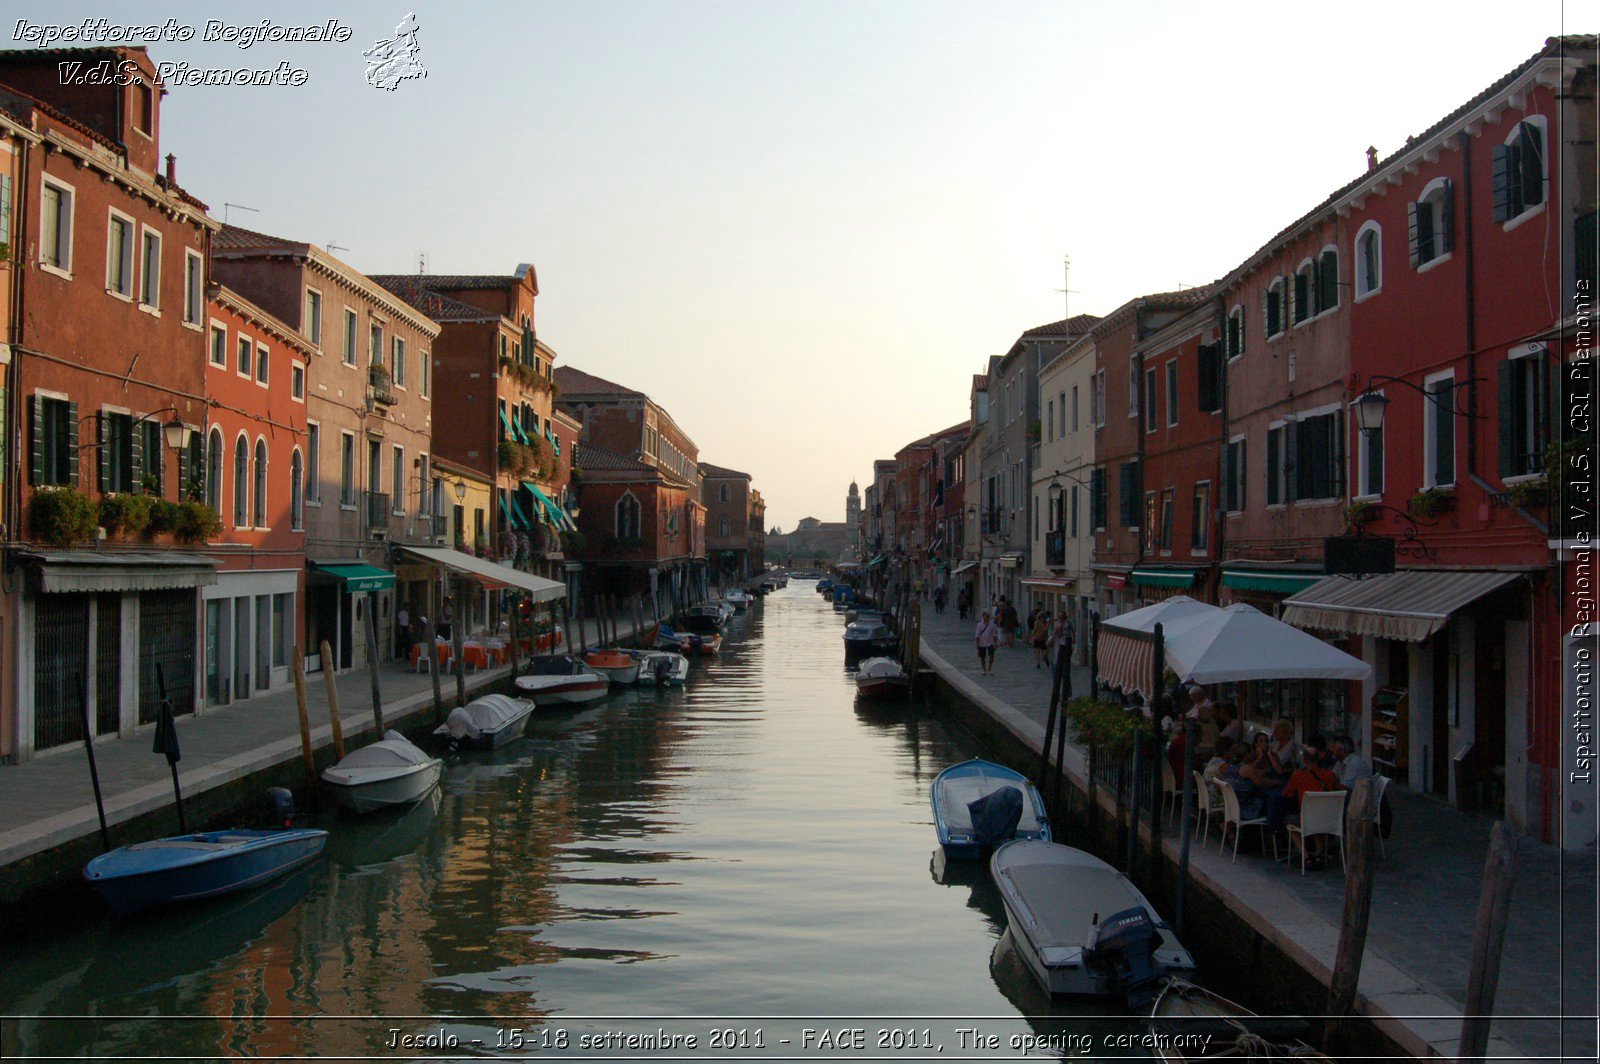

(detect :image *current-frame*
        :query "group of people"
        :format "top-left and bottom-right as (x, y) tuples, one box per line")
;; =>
(971, 596), (1075, 677)
(392, 601), (454, 660)
(1167, 684), (1378, 869)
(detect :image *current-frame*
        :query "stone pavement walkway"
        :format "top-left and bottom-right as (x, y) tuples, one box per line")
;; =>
(0, 611), (649, 879)
(916, 601), (1596, 1063)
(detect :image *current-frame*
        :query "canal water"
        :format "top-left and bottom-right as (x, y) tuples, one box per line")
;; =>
(0, 583), (1146, 1059)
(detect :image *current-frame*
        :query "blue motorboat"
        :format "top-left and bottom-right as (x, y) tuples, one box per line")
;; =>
(931, 759), (1051, 860)
(84, 827), (328, 916)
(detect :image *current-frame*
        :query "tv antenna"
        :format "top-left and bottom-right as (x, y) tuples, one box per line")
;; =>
(222, 202), (258, 225)
(1054, 255), (1078, 320)
(327, 241), (349, 255)
(417, 251), (427, 274)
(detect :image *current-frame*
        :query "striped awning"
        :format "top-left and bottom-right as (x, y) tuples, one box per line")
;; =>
(1096, 628), (1157, 699)
(1131, 567), (1198, 589)
(1222, 569), (1324, 594)
(1281, 570), (1523, 643)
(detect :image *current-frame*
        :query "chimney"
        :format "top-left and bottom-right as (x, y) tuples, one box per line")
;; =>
(164, 153), (176, 185)
(1366, 146), (1377, 172)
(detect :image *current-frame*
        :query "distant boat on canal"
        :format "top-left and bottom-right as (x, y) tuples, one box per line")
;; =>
(990, 839), (1194, 1003)
(433, 694), (538, 749)
(83, 827), (328, 916)
(931, 759), (1051, 860)
(853, 656), (908, 698)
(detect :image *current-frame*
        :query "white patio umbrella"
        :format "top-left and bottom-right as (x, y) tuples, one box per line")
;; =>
(1159, 603), (1372, 684)
(1101, 595), (1222, 634)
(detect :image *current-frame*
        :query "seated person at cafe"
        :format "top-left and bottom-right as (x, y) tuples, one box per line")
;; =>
(1202, 737), (1234, 783)
(1282, 736), (1340, 803)
(1331, 734), (1373, 789)
(1267, 718), (1302, 776)
(1213, 701), (1243, 743)
(1221, 738), (1268, 821)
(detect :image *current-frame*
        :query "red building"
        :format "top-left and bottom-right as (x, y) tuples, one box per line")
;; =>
(1131, 301), (1225, 602)
(0, 48), (220, 761)
(571, 442), (703, 616)
(1276, 37), (1596, 844)
(198, 286), (310, 709)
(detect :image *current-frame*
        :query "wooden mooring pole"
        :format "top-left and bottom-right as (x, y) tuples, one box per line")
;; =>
(78, 673), (112, 851)
(1175, 718), (1197, 935)
(291, 647), (319, 775)
(1456, 820), (1520, 1064)
(318, 640), (342, 755)
(1323, 777), (1376, 1055)
(363, 600), (385, 732)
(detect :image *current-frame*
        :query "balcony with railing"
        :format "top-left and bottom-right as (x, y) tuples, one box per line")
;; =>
(368, 364), (396, 406)
(1045, 529), (1065, 568)
(365, 491), (390, 534)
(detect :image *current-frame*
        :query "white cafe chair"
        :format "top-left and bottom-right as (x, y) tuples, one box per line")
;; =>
(1220, 782), (1272, 863)
(1286, 789), (1348, 875)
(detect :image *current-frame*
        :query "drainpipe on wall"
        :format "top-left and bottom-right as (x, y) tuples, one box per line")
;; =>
(1214, 291), (1229, 602)
(1460, 130), (1480, 479)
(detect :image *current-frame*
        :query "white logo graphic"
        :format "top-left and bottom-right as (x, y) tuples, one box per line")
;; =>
(363, 13), (426, 91)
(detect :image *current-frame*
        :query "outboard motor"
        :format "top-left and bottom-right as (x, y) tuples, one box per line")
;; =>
(265, 786), (298, 828)
(967, 785), (1024, 850)
(1082, 906), (1165, 1009)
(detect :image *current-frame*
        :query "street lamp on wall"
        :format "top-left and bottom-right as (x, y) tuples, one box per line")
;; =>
(1353, 373), (1482, 439)
(161, 414), (190, 453)
(453, 479), (468, 502)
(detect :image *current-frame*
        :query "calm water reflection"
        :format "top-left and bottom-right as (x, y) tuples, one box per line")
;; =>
(0, 584), (1143, 1058)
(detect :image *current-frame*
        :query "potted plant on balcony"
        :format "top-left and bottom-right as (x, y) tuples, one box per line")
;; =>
(1344, 500), (1379, 529)
(99, 492), (152, 538)
(1407, 486), (1456, 520)
(174, 501), (223, 545)
(30, 487), (99, 546)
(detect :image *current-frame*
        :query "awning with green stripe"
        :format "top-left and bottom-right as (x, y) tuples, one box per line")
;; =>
(1129, 568), (1198, 589)
(1221, 570), (1324, 594)
(309, 561), (395, 591)
(498, 408), (517, 442)
(498, 495), (521, 529)
(523, 481), (575, 531)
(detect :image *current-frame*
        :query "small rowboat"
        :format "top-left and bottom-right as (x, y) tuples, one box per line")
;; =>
(84, 828), (328, 916)
(433, 694), (537, 749)
(931, 759), (1050, 859)
(1148, 980), (1329, 1061)
(854, 656), (908, 698)
(322, 731), (442, 813)
(585, 649), (641, 685)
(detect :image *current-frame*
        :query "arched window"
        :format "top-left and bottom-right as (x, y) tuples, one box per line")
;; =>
(1354, 222), (1382, 297)
(1315, 246), (1339, 314)
(253, 439), (268, 527)
(1292, 259), (1314, 325)
(233, 435), (248, 527)
(719, 516), (730, 537)
(1264, 277), (1287, 338)
(615, 493), (641, 539)
(290, 448), (304, 531)
(1410, 177), (1455, 268)
(206, 427), (224, 512)
(718, 483), (729, 503)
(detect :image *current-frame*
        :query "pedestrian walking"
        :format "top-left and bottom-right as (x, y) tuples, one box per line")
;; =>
(998, 598), (1019, 647)
(1030, 611), (1050, 669)
(956, 586), (970, 620)
(1051, 612), (1074, 670)
(974, 610), (1000, 675)
(933, 585), (947, 614)
(395, 601), (412, 659)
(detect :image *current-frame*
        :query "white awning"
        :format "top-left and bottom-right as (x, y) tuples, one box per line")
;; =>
(1162, 603), (1371, 683)
(952, 561), (978, 575)
(1281, 570), (1524, 643)
(397, 546), (567, 603)
(23, 551), (217, 593)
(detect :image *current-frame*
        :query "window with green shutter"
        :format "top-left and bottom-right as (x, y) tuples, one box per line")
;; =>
(1498, 353), (1548, 480)
(1316, 249), (1339, 313)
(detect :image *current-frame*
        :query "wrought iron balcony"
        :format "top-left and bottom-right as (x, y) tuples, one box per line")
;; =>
(365, 491), (390, 533)
(368, 364), (396, 406)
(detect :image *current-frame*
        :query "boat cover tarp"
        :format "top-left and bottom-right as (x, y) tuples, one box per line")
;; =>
(458, 694), (529, 733)
(338, 731), (433, 768)
(1000, 858), (1144, 950)
(937, 772), (1042, 834)
(968, 786), (1023, 849)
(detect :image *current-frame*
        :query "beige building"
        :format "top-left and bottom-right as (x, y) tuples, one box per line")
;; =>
(1029, 333), (1098, 650)
(213, 227), (441, 674)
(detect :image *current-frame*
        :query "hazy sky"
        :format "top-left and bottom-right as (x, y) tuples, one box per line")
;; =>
(10, 2), (1584, 528)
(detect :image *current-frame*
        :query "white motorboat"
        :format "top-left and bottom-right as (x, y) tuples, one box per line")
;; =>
(514, 655), (610, 706)
(584, 649), (641, 685)
(843, 618), (898, 657)
(631, 650), (689, 686)
(854, 656), (908, 698)
(724, 588), (751, 611)
(433, 694), (537, 749)
(990, 839), (1194, 1003)
(322, 731), (443, 814)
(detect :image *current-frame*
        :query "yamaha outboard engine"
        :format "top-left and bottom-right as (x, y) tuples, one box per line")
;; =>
(967, 785), (1024, 850)
(265, 786), (298, 828)
(1082, 906), (1165, 1009)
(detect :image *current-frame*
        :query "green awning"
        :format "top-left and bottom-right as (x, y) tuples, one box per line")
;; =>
(310, 561), (395, 591)
(867, 555), (886, 568)
(498, 495), (520, 530)
(523, 481), (575, 531)
(1130, 568), (1197, 589)
(498, 408), (517, 442)
(1221, 570), (1324, 594)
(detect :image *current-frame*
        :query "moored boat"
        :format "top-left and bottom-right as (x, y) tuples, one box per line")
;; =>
(585, 649), (641, 685)
(322, 731), (442, 813)
(990, 839), (1194, 1003)
(931, 759), (1051, 859)
(678, 613), (725, 655)
(724, 588), (752, 611)
(632, 650), (690, 686)
(514, 655), (610, 706)
(843, 618), (898, 657)
(854, 656), (908, 697)
(1148, 980), (1329, 1061)
(84, 827), (328, 916)
(433, 693), (538, 749)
